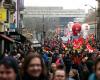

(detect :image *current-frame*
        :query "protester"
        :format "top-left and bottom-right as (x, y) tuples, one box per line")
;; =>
(0, 56), (20, 80)
(86, 54), (95, 74)
(63, 54), (72, 73)
(50, 63), (57, 80)
(23, 52), (48, 80)
(88, 57), (100, 80)
(68, 69), (80, 80)
(52, 68), (66, 80)
(1, 34), (100, 80)
(51, 63), (57, 71)
(52, 49), (59, 63)
(80, 64), (89, 80)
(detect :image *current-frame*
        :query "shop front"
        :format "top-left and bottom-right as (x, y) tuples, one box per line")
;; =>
(0, 34), (14, 54)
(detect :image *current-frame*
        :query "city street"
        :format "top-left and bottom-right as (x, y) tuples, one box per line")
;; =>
(0, 0), (100, 80)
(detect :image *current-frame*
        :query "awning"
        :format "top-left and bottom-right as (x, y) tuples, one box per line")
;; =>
(0, 34), (14, 42)
(32, 43), (41, 47)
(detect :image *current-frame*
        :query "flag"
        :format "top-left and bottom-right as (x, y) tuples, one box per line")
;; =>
(62, 43), (66, 48)
(86, 43), (95, 53)
(73, 37), (84, 50)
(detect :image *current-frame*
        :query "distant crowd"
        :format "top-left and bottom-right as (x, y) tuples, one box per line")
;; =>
(0, 38), (100, 80)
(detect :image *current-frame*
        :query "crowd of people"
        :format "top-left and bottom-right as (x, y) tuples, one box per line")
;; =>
(0, 37), (100, 80)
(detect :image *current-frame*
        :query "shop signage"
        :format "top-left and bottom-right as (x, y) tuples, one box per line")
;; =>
(0, 8), (7, 22)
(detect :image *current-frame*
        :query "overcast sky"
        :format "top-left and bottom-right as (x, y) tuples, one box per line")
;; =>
(24, 0), (97, 10)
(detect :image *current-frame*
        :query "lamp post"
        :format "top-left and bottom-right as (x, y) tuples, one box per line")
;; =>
(85, 4), (96, 10)
(42, 14), (45, 45)
(85, 4), (97, 40)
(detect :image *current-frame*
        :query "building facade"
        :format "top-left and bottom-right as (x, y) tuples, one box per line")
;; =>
(24, 7), (86, 41)
(24, 7), (86, 29)
(0, 0), (25, 54)
(96, 0), (100, 40)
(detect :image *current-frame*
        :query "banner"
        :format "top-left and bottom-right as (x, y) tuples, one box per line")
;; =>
(0, 8), (7, 22)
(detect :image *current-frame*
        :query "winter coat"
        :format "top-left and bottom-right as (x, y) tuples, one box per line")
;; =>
(42, 52), (49, 63)
(63, 56), (72, 73)
(88, 73), (96, 80)
(52, 53), (59, 63)
(23, 73), (48, 80)
(67, 77), (75, 80)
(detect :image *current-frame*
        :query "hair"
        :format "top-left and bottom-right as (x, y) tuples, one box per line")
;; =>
(0, 56), (20, 80)
(69, 69), (79, 80)
(0, 56), (18, 73)
(52, 65), (67, 80)
(70, 69), (79, 76)
(57, 64), (65, 70)
(23, 52), (47, 77)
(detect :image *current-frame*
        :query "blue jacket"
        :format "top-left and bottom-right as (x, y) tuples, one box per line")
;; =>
(42, 52), (49, 63)
(88, 73), (96, 80)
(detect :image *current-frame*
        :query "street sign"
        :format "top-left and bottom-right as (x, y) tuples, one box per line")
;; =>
(0, 8), (7, 22)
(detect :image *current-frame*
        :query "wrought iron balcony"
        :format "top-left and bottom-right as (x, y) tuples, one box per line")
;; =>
(4, 0), (12, 4)
(3, 0), (16, 13)
(10, 1), (16, 14)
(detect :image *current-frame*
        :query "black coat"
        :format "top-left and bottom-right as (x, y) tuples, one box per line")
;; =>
(23, 73), (48, 80)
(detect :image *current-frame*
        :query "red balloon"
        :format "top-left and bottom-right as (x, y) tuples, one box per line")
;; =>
(72, 23), (81, 36)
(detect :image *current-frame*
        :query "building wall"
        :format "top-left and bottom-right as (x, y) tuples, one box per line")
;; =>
(23, 7), (86, 40)
(24, 7), (86, 26)
(16, 0), (24, 33)
(84, 9), (97, 34)
(24, 7), (85, 18)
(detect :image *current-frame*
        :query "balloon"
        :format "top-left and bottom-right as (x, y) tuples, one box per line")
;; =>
(73, 37), (84, 50)
(86, 43), (95, 53)
(72, 23), (81, 36)
(82, 23), (90, 39)
(82, 23), (90, 32)
(68, 22), (74, 31)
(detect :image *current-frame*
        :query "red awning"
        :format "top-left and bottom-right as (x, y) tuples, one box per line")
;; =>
(0, 34), (14, 42)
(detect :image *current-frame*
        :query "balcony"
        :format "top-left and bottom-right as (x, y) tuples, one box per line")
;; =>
(10, 1), (16, 14)
(4, 0), (12, 4)
(3, 0), (16, 13)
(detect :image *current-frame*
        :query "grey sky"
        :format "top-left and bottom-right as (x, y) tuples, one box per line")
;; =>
(24, 0), (97, 10)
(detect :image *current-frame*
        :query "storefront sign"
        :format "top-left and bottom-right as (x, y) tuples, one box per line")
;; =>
(0, 8), (7, 22)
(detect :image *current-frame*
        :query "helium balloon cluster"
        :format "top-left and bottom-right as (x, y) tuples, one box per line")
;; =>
(71, 23), (90, 38)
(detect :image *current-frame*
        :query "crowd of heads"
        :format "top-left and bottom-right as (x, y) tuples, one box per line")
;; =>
(0, 39), (100, 80)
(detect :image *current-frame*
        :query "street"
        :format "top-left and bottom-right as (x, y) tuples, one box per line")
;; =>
(0, 0), (100, 80)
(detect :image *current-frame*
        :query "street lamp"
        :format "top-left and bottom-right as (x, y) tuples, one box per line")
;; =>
(85, 4), (96, 10)
(42, 14), (45, 45)
(85, 4), (97, 40)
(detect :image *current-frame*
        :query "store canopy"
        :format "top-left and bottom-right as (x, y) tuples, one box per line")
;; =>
(0, 34), (14, 42)
(31, 39), (41, 47)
